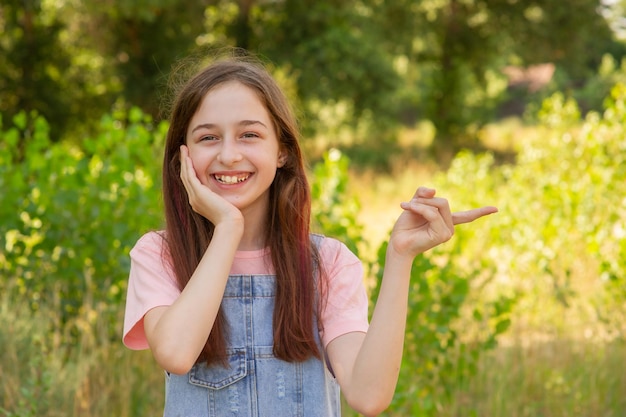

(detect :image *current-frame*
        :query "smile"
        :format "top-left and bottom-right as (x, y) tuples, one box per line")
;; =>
(214, 174), (250, 184)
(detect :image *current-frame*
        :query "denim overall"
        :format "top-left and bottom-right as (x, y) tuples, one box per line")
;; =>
(162, 274), (341, 417)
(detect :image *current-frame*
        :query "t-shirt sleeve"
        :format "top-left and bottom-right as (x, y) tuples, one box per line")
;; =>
(122, 232), (181, 350)
(318, 237), (369, 348)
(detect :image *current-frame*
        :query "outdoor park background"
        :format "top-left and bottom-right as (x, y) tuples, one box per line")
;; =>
(1, 1), (625, 416)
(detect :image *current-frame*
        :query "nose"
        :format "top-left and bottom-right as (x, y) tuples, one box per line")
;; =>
(217, 138), (243, 165)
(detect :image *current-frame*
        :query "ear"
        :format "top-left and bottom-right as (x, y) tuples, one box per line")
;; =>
(277, 150), (288, 168)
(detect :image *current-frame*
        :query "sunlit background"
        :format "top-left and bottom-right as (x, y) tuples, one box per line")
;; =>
(1, 1), (625, 416)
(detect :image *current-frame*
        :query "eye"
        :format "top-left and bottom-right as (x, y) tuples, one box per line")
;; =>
(199, 134), (218, 142)
(241, 132), (260, 139)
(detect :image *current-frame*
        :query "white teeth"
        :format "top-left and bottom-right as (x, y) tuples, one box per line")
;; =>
(215, 174), (248, 184)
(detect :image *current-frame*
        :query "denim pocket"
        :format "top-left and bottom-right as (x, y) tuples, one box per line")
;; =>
(188, 348), (247, 390)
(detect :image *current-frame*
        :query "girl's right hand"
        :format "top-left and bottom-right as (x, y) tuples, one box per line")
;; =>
(179, 145), (244, 227)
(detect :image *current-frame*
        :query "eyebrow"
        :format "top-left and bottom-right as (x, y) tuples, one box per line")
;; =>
(191, 120), (268, 133)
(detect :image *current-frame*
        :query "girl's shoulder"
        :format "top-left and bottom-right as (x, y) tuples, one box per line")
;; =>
(311, 233), (360, 265)
(128, 230), (176, 282)
(130, 230), (167, 256)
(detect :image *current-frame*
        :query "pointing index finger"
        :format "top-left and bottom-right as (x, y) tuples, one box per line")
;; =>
(452, 206), (498, 225)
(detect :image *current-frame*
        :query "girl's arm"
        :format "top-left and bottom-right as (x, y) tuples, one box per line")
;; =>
(327, 187), (497, 417)
(142, 221), (242, 375)
(143, 146), (244, 375)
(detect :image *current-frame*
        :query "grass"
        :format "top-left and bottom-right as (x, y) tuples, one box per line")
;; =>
(446, 339), (626, 417)
(3, 291), (625, 417)
(0, 296), (164, 417)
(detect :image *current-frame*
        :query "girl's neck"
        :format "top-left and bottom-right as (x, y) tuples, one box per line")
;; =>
(237, 210), (267, 251)
(237, 234), (266, 251)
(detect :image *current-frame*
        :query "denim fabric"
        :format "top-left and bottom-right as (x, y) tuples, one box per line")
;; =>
(163, 275), (341, 417)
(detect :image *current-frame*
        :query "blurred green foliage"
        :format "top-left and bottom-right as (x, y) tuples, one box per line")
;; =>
(478, 85), (626, 338)
(366, 242), (514, 416)
(0, 107), (166, 341)
(2, 0), (625, 149)
(311, 148), (364, 255)
(1, 82), (626, 415)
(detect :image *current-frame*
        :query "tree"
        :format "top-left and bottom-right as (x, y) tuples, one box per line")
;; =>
(202, 0), (403, 137)
(1, 0), (621, 151)
(78, 0), (212, 120)
(0, 0), (214, 142)
(370, 0), (616, 149)
(0, 0), (73, 141)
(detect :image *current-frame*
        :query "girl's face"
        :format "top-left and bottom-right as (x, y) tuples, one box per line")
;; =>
(185, 81), (286, 219)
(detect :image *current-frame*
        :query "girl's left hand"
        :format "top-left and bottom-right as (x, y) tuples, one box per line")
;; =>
(389, 186), (498, 258)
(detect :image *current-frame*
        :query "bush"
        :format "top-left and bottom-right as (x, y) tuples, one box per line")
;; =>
(0, 108), (166, 342)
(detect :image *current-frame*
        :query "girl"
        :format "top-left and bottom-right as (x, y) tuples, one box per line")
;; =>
(123, 54), (497, 417)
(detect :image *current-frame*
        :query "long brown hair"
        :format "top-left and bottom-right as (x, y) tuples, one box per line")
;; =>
(161, 52), (323, 364)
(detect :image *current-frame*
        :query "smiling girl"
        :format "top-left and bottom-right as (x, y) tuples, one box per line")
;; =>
(122, 53), (497, 417)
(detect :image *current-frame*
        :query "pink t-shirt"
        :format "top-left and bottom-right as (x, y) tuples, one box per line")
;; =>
(122, 231), (369, 351)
